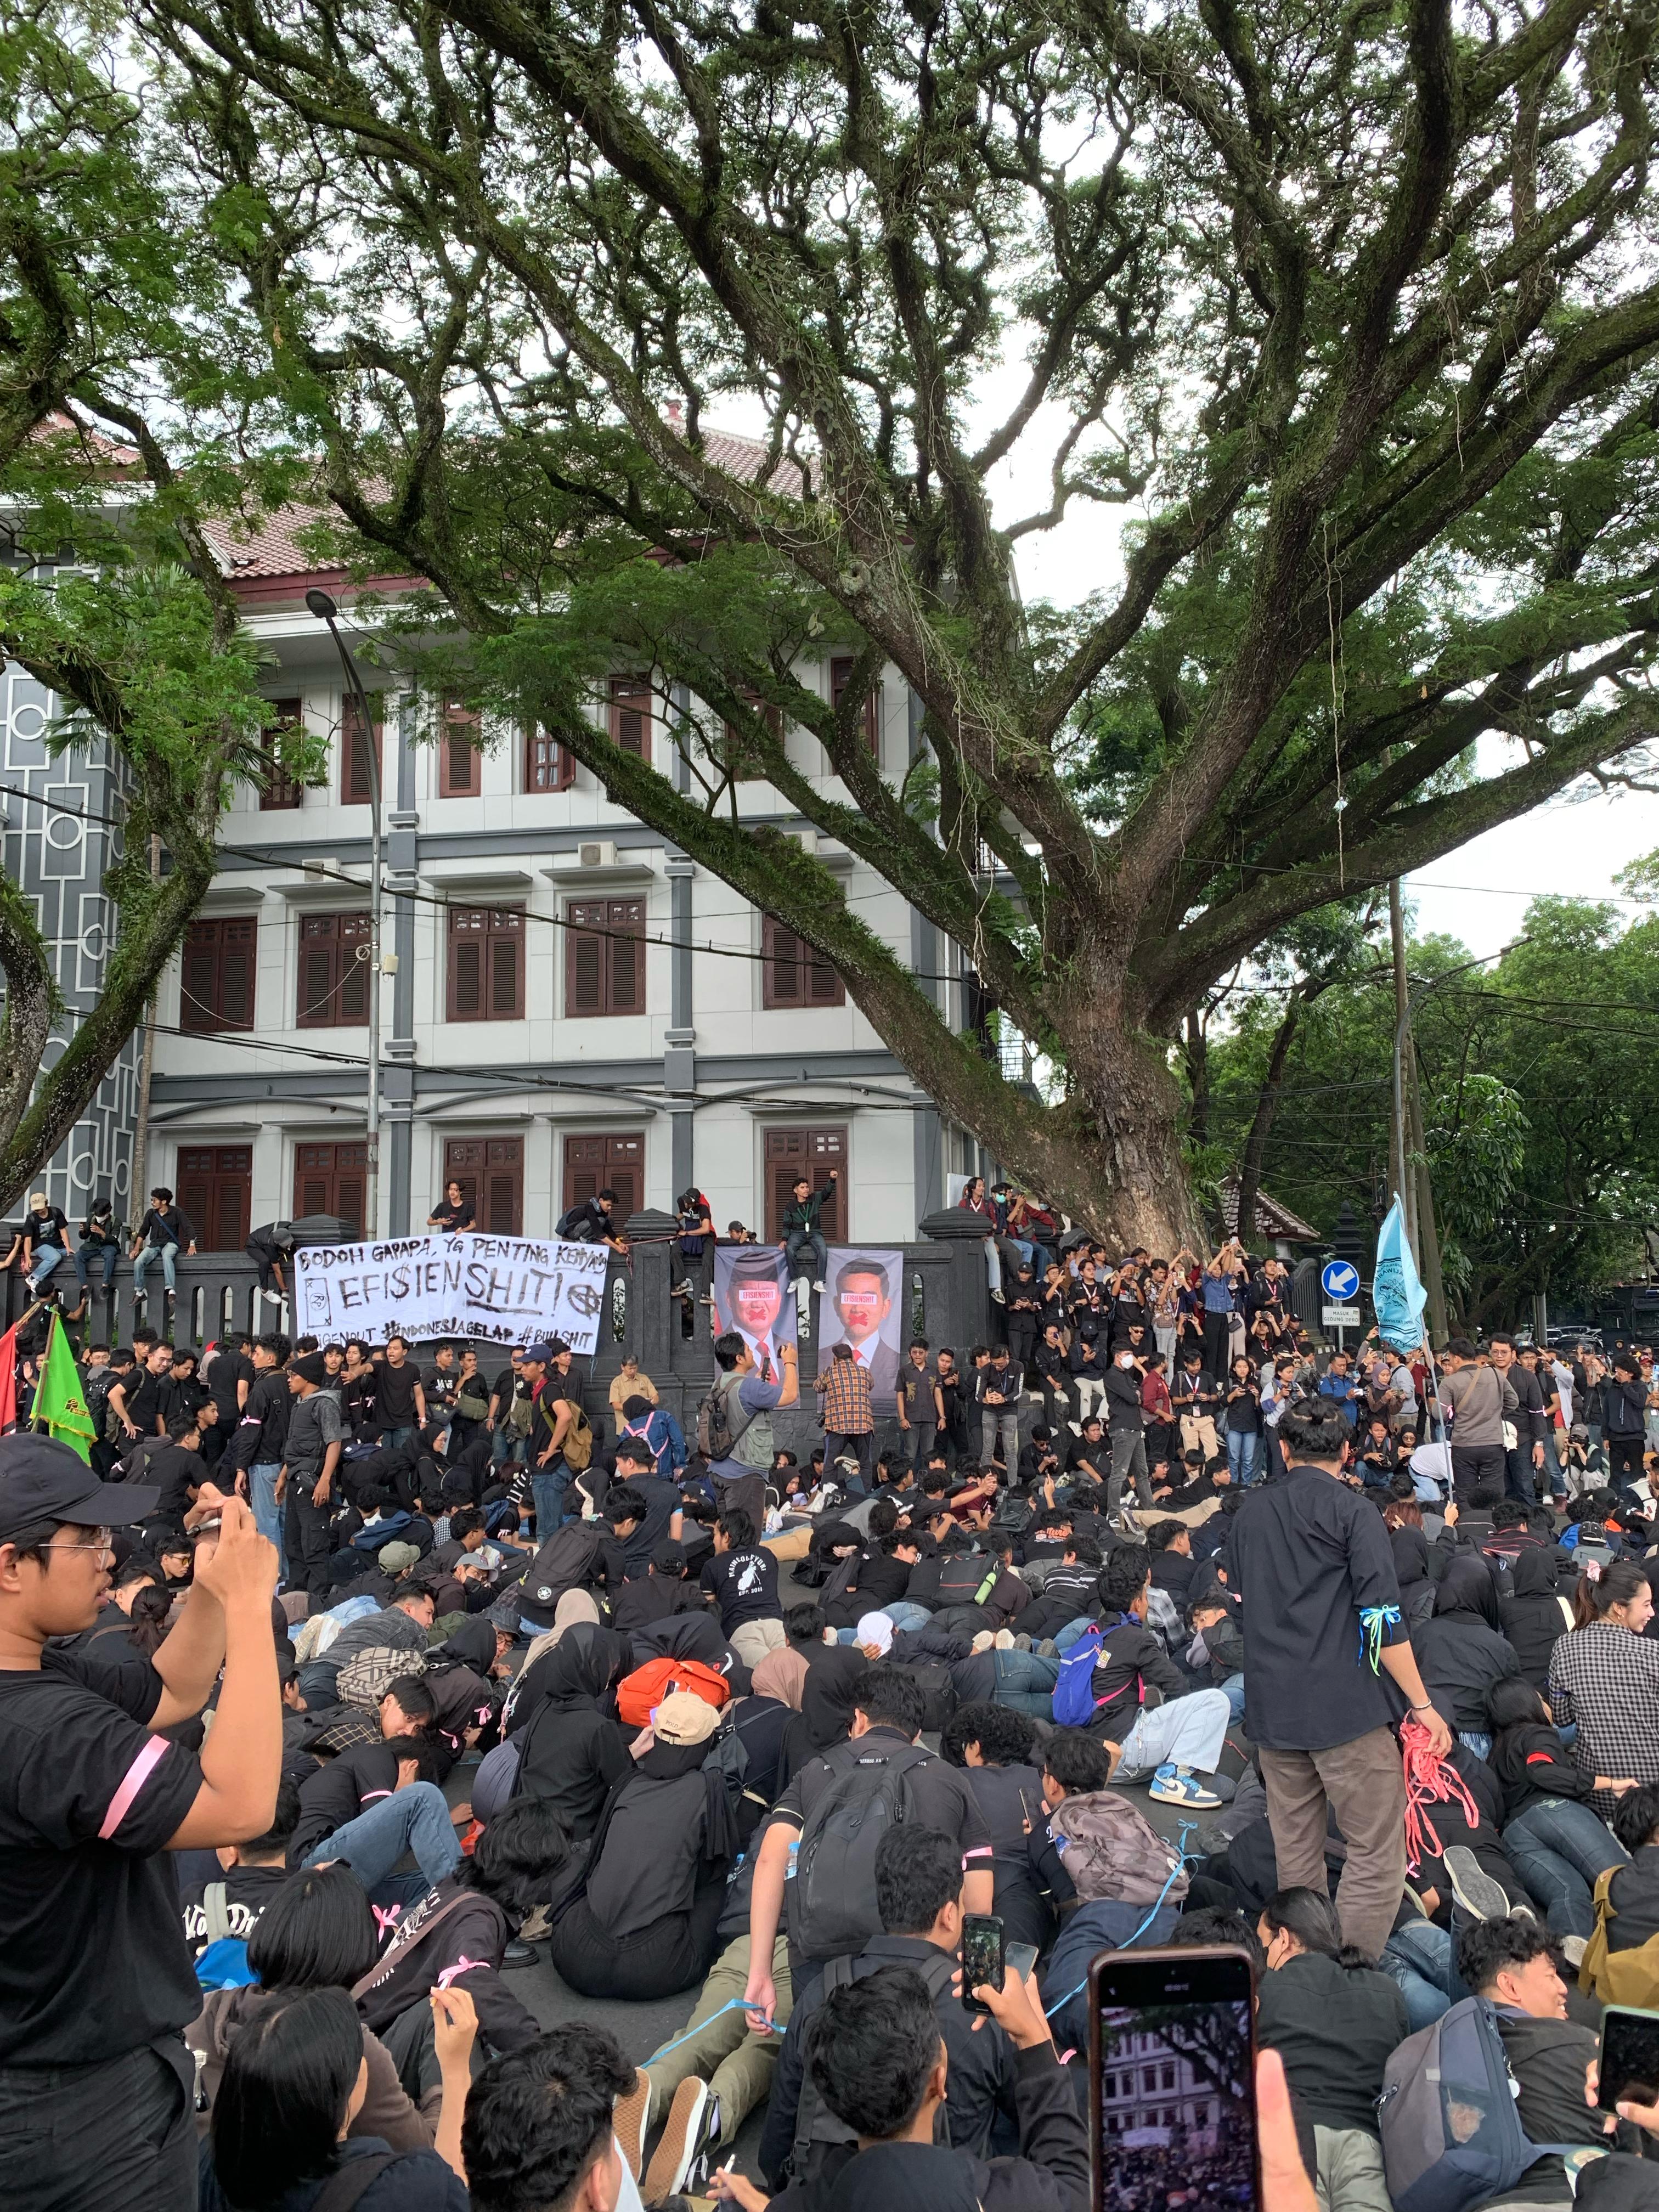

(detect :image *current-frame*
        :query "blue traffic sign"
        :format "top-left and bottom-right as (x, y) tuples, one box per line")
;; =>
(1321, 1259), (1360, 1302)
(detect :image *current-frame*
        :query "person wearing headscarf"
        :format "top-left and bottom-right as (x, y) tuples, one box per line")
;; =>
(547, 1691), (741, 2000)
(753, 1643), (810, 1711)
(509, 1622), (633, 1836)
(1500, 1545), (1576, 1692)
(1412, 1556), (1522, 1757)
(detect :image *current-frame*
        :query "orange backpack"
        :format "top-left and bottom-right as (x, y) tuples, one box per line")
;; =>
(614, 1655), (732, 1729)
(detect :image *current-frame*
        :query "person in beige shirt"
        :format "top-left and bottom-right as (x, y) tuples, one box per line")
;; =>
(1437, 1338), (1517, 1509)
(607, 1356), (658, 1421)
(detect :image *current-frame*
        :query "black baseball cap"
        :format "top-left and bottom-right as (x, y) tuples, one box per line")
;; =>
(0, 1434), (160, 1542)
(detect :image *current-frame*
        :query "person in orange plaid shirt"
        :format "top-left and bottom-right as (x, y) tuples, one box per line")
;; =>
(814, 1341), (875, 1492)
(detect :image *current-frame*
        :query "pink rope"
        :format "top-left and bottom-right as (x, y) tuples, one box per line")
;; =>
(1401, 1716), (1482, 1876)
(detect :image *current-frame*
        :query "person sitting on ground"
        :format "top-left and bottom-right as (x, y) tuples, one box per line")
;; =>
(1500, 1544), (1577, 1692)
(1086, 1544), (1233, 1808)
(740, 1957), (1088, 2212)
(1412, 1554), (1523, 1757)
(1487, 1675), (1634, 1944)
(1033, 1728), (1192, 2051)
(201, 1982), (474, 2211)
(181, 1777), (303, 1957)
(547, 1691), (740, 2002)
(701, 1506), (785, 1667)
(743, 1666), (994, 2034)
(297, 1580), (435, 1709)
(611, 1539), (704, 1633)
(1455, 1915), (1635, 2202)
(1583, 1783), (1659, 2007)
(506, 1622), (633, 1840)
(1550, 1560), (1659, 1816)
(941, 1701), (1051, 1949)
(1254, 1887), (1408, 2212)
(761, 1825), (1024, 2194)
(463, 2023), (636, 2212)
(291, 1678), (462, 1897)
(190, 1864), (438, 2148)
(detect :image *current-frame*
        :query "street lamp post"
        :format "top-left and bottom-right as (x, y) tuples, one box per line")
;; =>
(307, 589), (382, 1243)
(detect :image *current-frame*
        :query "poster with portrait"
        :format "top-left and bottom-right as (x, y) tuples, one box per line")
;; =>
(712, 1244), (798, 1380)
(820, 1247), (905, 1414)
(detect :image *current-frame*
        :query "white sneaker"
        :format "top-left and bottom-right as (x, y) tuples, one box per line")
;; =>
(812, 1279), (826, 1293)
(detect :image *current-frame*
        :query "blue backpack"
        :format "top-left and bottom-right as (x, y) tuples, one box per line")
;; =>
(1051, 1626), (1105, 1726)
(1378, 1996), (1577, 2212)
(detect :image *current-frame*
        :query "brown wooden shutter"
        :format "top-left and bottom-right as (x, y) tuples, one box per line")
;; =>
(297, 938), (336, 1028)
(489, 926), (521, 1018)
(342, 695), (383, 802)
(182, 923), (220, 1032)
(806, 945), (842, 1005)
(338, 916), (370, 1023)
(608, 899), (644, 1013)
(219, 918), (256, 1028)
(609, 676), (651, 758)
(439, 703), (481, 796)
(449, 909), (484, 1019)
(260, 697), (304, 810)
(567, 902), (606, 1015)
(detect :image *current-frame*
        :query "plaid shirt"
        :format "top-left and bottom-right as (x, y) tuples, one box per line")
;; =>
(1549, 1621), (1659, 1803)
(816, 1355), (874, 1435)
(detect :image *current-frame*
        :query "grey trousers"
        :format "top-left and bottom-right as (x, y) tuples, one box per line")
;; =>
(1257, 1726), (1408, 1964)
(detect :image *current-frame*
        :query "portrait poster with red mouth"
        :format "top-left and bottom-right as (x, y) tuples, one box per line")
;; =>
(712, 1245), (798, 1383)
(817, 1248), (904, 1416)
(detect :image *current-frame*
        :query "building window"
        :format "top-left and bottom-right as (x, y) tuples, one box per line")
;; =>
(443, 1136), (523, 1235)
(761, 913), (844, 1008)
(447, 907), (524, 1021)
(608, 675), (651, 759)
(524, 722), (575, 793)
(259, 696), (304, 810)
(180, 917), (257, 1033)
(763, 1125), (845, 1242)
(438, 701), (482, 796)
(297, 912), (371, 1027)
(176, 1145), (251, 1251)
(293, 1141), (367, 1230)
(566, 898), (644, 1017)
(563, 1132), (642, 1222)
(1161, 2064), (1175, 2091)
(829, 655), (879, 752)
(341, 692), (383, 804)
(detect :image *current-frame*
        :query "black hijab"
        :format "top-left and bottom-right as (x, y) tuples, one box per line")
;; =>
(801, 1641), (870, 1749)
(1435, 1555), (1503, 1630)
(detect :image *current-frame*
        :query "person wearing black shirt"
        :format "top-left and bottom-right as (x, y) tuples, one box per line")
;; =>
(178, 1776), (301, 1956)
(699, 1509), (782, 1662)
(374, 1335), (426, 1447)
(207, 1335), (253, 1432)
(157, 1348), (209, 1434)
(596, 1454), (683, 1583)
(426, 1179), (476, 1234)
(21, 1193), (72, 1295)
(612, 1544), (704, 1634)
(487, 1346), (531, 1470)
(74, 1201), (124, 1301)
(109, 1340), (174, 1442)
(135, 1415), (210, 1527)
(556, 1188), (627, 1254)
(977, 1349), (1023, 1475)
(0, 1436), (279, 2212)
(1229, 1398), (1450, 1963)
(232, 1336), (291, 1567)
(128, 1186), (196, 1304)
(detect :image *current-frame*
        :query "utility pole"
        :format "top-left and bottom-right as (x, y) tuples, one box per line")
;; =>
(307, 590), (382, 1242)
(128, 831), (162, 1222)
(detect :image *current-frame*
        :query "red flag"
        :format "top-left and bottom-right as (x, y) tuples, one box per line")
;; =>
(0, 1324), (17, 1435)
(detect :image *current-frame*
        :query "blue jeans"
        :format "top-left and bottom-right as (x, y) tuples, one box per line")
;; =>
(28, 1243), (68, 1288)
(1221, 1671), (1246, 1724)
(1503, 1798), (1629, 1940)
(1053, 1616), (1095, 1654)
(991, 1649), (1062, 1716)
(882, 1602), (934, 1632)
(250, 1463), (287, 1577)
(532, 1462), (570, 1534)
(786, 1230), (828, 1284)
(75, 1244), (119, 1291)
(382, 1425), (416, 1452)
(1226, 1429), (1260, 1485)
(302, 1780), (461, 1892)
(1381, 1919), (1460, 2031)
(132, 1244), (178, 1295)
(1459, 1730), (1493, 1762)
(492, 1422), (516, 1467)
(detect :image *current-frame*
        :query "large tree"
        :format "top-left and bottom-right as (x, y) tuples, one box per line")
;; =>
(0, 4), (310, 1209)
(92, 0), (1659, 1240)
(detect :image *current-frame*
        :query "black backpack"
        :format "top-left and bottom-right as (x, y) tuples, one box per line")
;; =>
(896, 1659), (958, 1733)
(790, 1945), (957, 2179)
(513, 1522), (603, 1628)
(936, 1554), (1001, 1610)
(789, 1740), (936, 1960)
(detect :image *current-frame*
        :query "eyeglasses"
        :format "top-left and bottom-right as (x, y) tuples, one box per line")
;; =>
(55, 1530), (115, 1559)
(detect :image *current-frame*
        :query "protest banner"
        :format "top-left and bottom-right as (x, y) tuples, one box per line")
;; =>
(292, 1232), (610, 1352)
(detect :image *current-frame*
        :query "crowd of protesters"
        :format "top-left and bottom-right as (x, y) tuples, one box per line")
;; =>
(8, 1194), (1659, 2212)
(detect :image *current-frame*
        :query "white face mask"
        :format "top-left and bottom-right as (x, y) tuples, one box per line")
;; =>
(1119, 1353), (1137, 1368)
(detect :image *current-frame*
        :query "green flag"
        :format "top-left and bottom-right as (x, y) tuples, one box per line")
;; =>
(36, 1312), (95, 1462)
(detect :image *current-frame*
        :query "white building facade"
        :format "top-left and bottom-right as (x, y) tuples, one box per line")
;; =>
(140, 518), (968, 1251)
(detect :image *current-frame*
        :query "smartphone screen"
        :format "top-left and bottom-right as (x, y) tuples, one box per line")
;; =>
(961, 1913), (1005, 2015)
(1598, 2006), (1659, 2111)
(1090, 1946), (1260, 2211)
(1006, 1941), (1040, 1983)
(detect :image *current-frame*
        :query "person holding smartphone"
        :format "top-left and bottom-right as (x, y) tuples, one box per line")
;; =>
(1230, 1396), (1451, 1963)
